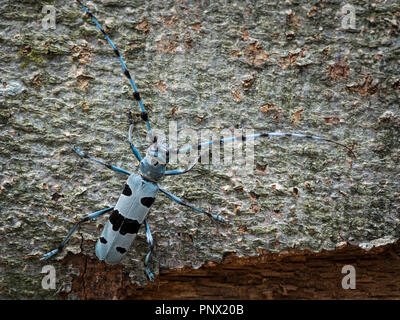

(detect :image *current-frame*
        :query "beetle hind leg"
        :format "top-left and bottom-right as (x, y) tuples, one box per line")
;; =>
(143, 219), (155, 281)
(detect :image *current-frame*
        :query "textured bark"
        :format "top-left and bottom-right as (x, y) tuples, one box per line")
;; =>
(0, 0), (399, 299)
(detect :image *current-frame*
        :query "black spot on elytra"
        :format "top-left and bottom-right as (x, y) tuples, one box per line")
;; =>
(122, 184), (132, 196)
(109, 210), (124, 231)
(119, 218), (141, 235)
(116, 247), (127, 254)
(141, 197), (155, 208)
(99, 237), (107, 244)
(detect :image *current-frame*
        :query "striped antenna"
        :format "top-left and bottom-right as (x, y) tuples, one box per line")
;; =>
(171, 132), (356, 159)
(75, 0), (151, 133)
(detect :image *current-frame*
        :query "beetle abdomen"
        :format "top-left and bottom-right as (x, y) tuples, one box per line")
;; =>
(95, 174), (158, 264)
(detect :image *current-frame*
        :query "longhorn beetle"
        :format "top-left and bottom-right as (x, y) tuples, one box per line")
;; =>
(41, 0), (356, 281)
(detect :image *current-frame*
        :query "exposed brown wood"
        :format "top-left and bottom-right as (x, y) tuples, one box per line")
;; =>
(61, 241), (400, 300)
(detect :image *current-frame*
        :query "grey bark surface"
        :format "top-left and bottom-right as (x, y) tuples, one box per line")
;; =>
(0, 0), (399, 299)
